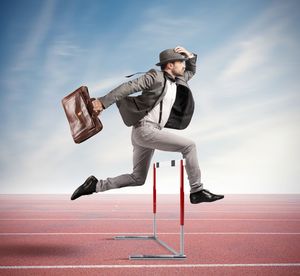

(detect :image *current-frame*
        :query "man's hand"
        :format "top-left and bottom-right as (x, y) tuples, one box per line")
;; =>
(174, 46), (194, 59)
(92, 99), (104, 115)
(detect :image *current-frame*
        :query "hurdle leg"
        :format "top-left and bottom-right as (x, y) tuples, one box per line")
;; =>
(180, 159), (185, 256)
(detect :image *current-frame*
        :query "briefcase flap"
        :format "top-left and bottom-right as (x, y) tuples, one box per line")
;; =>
(62, 86), (103, 143)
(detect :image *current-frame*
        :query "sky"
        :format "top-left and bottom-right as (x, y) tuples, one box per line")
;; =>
(0, 0), (299, 194)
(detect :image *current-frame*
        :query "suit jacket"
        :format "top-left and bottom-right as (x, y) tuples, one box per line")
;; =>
(98, 55), (197, 130)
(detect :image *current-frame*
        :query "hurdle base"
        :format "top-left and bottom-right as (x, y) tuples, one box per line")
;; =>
(115, 235), (155, 240)
(114, 235), (186, 260)
(130, 254), (186, 260)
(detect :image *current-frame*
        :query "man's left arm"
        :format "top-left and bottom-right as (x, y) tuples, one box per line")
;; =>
(174, 46), (197, 82)
(184, 54), (197, 82)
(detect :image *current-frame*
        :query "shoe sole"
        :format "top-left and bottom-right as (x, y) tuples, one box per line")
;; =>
(190, 196), (224, 204)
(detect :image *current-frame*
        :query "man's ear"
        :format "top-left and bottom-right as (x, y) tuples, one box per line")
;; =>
(166, 62), (174, 70)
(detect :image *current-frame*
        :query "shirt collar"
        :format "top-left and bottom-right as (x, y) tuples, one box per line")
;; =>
(163, 72), (177, 83)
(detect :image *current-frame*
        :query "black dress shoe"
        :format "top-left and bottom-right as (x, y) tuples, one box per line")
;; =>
(71, 176), (98, 200)
(190, 189), (224, 204)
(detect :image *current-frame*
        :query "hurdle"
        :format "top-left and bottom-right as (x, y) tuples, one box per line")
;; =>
(114, 159), (186, 260)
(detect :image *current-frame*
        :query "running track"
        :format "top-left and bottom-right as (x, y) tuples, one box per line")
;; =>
(0, 194), (299, 275)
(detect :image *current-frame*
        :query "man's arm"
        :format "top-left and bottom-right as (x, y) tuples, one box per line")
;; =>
(174, 46), (197, 82)
(184, 55), (197, 82)
(92, 69), (157, 113)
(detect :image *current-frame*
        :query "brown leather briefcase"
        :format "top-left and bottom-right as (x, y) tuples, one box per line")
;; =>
(62, 86), (103, 143)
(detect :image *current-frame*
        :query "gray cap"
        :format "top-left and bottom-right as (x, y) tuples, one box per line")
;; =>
(156, 48), (188, 66)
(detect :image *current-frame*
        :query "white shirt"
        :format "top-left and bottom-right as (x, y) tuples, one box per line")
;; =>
(142, 79), (177, 128)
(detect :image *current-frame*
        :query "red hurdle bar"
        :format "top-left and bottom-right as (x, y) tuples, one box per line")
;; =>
(115, 159), (187, 260)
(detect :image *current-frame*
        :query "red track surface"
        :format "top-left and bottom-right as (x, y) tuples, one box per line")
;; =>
(0, 194), (299, 275)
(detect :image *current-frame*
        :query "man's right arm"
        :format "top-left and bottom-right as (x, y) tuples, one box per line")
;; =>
(93, 69), (157, 113)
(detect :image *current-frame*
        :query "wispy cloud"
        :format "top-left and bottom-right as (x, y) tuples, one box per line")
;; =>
(120, 6), (202, 53)
(10, 0), (56, 72)
(219, 38), (267, 81)
(52, 40), (83, 57)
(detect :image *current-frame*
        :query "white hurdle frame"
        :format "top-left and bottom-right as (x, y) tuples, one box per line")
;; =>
(114, 159), (186, 260)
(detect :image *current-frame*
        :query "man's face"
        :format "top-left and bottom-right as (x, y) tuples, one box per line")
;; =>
(170, 60), (186, 76)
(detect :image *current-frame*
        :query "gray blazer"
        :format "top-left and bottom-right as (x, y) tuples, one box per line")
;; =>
(98, 55), (197, 130)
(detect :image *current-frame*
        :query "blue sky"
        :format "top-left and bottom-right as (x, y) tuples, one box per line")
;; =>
(0, 0), (299, 194)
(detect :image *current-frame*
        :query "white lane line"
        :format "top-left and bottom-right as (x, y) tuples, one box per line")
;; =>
(0, 263), (300, 269)
(1, 210), (299, 213)
(0, 232), (300, 236)
(0, 218), (299, 221)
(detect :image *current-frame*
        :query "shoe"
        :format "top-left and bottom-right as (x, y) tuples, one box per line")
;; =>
(71, 176), (98, 200)
(190, 189), (224, 204)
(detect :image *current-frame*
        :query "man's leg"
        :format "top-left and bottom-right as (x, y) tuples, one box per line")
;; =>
(71, 136), (154, 199)
(132, 125), (202, 194)
(96, 139), (154, 192)
(132, 124), (224, 203)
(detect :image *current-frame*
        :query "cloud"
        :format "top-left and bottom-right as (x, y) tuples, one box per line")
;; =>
(89, 75), (129, 94)
(120, 5), (202, 53)
(51, 40), (83, 57)
(203, 115), (300, 193)
(10, 0), (56, 72)
(219, 38), (267, 81)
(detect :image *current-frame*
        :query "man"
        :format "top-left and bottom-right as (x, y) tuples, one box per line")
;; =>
(71, 46), (224, 204)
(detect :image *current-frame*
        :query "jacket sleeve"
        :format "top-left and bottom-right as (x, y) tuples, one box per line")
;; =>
(184, 54), (197, 82)
(98, 69), (158, 109)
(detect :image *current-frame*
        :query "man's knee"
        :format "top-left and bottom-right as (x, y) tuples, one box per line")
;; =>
(183, 140), (196, 154)
(131, 174), (146, 186)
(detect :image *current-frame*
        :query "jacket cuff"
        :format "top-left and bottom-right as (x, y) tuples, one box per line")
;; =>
(188, 53), (197, 63)
(98, 96), (109, 109)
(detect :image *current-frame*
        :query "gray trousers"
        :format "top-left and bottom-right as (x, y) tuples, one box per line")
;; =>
(96, 122), (203, 194)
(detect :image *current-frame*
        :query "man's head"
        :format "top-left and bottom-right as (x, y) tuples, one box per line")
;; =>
(156, 48), (188, 77)
(161, 60), (186, 77)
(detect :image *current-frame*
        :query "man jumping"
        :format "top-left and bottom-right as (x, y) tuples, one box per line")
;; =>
(71, 46), (224, 204)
